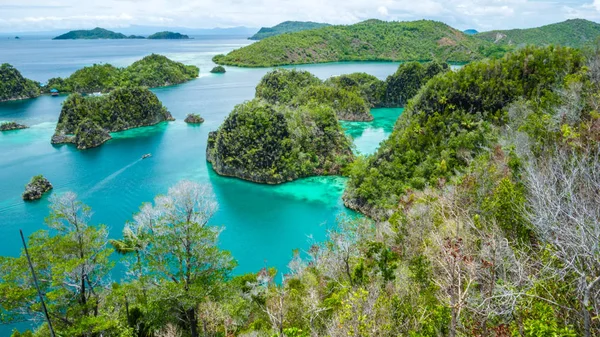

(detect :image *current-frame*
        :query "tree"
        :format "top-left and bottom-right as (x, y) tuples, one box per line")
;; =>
(0, 192), (116, 336)
(525, 147), (600, 336)
(117, 181), (236, 337)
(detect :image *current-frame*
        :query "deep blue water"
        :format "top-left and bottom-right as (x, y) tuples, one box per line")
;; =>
(0, 36), (402, 296)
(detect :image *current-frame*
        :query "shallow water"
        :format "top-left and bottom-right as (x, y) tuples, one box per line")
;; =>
(0, 36), (402, 280)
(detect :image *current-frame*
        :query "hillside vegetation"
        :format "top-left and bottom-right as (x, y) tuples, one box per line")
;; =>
(248, 21), (330, 40)
(0, 63), (40, 101)
(53, 27), (144, 40)
(475, 19), (600, 48)
(214, 19), (507, 67)
(52, 87), (173, 149)
(45, 54), (199, 93)
(4, 45), (600, 337)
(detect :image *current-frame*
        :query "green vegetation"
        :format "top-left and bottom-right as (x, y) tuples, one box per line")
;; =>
(45, 54), (199, 93)
(249, 21), (331, 40)
(147, 31), (190, 39)
(52, 87), (173, 149)
(210, 65), (226, 73)
(0, 63), (41, 101)
(382, 60), (449, 107)
(184, 113), (204, 123)
(475, 18), (600, 48)
(214, 19), (507, 67)
(207, 99), (353, 183)
(324, 72), (386, 107)
(343, 45), (584, 217)
(0, 121), (28, 131)
(255, 68), (374, 121)
(22, 175), (52, 200)
(53, 27), (144, 40)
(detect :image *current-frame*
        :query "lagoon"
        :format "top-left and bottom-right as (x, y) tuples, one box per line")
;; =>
(0, 35), (402, 280)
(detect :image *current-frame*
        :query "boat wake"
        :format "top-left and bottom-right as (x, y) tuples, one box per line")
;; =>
(85, 159), (142, 196)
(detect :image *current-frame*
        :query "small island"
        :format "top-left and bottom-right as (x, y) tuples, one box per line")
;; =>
(207, 99), (353, 184)
(52, 87), (174, 149)
(0, 63), (41, 102)
(255, 68), (373, 121)
(184, 114), (204, 124)
(53, 27), (144, 40)
(0, 121), (28, 131)
(210, 66), (226, 73)
(147, 31), (190, 39)
(22, 175), (53, 201)
(44, 54), (199, 94)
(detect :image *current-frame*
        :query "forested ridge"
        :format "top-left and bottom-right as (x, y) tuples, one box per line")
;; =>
(45, 54), (199, 94)
(2, 45), (600, 337)
(214, 19), (507, 67)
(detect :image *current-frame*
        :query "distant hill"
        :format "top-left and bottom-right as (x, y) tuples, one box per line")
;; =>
(463, 29), (478, 35)
(53, 27), (144, 40)
(249, 21), (330, 40)
(147, 31), (189, 39)
(214, 19), (503, 67)
(475, 19), (600, 47)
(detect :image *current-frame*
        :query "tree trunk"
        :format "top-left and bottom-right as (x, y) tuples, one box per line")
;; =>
(449, 307), (457, 337)
(188, 308), (199, 337)
(583, 287), (591, 337)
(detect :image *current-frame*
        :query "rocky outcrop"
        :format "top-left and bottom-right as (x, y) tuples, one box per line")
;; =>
(74, 119), (112, 149)
(53, 87), (173, 150)
(0, 121), (28, 131)
(210, 66), (226, 73)
(207, 99), (353, 184)
(22, 175), (53, 201)
(184, 114), (205, 124)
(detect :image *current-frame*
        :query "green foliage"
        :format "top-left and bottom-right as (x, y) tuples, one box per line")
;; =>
(255, 68), (374, 121)
(255, 68), (321, 104)
(0, 63), (41, 101)
(215, 19), (501, 67)
(294, 84), (372, 121)
(53, 27), (144, 40)
(44, 54), (199, 94)
(0, 121), (28, 131)
(383, 61), (449, 107)
(54, 87), (172, 149)
(324, 72), (387, 107)
(343, 46), (584, 217)
(476, 19), (600, 48)
(210, 65), (226, 73)
(146, 31), (189, 39)
(249, 21), (331, 40)
(207, 99), (353, 183)
(513, 302), (577, 337)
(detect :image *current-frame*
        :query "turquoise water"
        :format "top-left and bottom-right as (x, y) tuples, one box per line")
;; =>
(0, 37), (402, 281)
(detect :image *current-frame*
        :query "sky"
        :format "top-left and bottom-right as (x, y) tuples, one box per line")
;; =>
(0, 0), (600, 33)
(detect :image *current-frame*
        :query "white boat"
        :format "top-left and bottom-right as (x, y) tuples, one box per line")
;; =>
(142, 153), (152, 159)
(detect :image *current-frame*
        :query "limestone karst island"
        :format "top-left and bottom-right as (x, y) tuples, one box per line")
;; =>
(1, 4), (600, 337)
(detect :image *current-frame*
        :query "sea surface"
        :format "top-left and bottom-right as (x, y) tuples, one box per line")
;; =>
(0, 36), (403, 287)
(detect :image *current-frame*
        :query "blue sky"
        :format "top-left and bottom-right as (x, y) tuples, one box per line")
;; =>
(0, 0), (598, 33)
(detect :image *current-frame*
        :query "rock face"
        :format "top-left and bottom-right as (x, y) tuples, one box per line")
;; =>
(53, 87), (173, 150)
(0, 63), (41, 102)
(184, 114), (205, 124)
(22, 175), (53, 201)
(210, 66), (226, 73)
(0, 121), (28, 131)
(207, 99), (353, 184)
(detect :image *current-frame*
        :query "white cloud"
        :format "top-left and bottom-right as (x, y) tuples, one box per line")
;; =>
(0, 0), (598, 33)
(378, 6), (389, 16)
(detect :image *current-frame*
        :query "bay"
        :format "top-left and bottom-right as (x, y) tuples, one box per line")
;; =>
(0, 36), (402, 283)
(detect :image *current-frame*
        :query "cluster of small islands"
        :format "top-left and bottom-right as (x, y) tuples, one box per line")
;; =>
(3, 18), (600, 202)
(3, 15), (600, 337)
